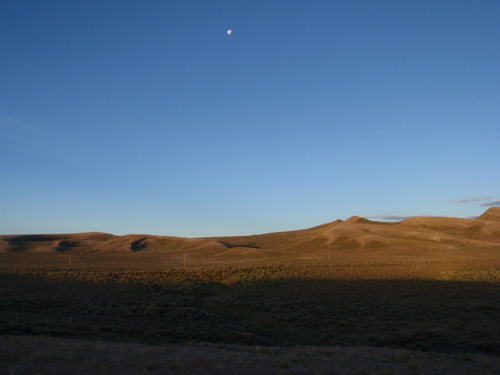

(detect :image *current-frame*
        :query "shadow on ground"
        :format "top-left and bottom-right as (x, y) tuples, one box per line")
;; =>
(0, 268), (498, 355)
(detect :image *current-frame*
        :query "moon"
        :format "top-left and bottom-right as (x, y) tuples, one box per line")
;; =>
(227, 29), (232, 35)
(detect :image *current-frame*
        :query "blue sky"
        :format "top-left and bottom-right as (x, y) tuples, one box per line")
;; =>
(1, 1), (499, 236)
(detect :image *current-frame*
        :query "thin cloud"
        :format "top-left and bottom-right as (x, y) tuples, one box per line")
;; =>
(453, 196), (494, 203)
(479, 200), (500, 207)
(368, 214), (414, 221)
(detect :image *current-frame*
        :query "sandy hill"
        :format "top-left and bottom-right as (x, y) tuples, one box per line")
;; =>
(1, 208), (499, 259)
(478, 206), (500, 221)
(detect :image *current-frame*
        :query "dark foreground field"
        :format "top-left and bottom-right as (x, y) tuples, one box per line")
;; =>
(3, 335), (499, 375)
(1, 259), (499, 374)
(1, 263), (500, 351)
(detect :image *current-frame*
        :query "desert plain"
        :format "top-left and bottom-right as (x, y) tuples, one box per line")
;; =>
(1, 207), (500, 374)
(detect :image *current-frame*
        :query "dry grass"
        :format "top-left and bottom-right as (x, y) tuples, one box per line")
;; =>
(1, 208), (499, 373)
(0, 263), (498, 354)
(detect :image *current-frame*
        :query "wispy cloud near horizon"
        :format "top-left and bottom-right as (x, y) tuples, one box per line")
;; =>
(453, 196), (494, 203)
(479, 200), (500, 207)
(368, 214), (415, 221)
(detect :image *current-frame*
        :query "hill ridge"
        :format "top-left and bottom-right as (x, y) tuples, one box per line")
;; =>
(477, 206), (500, 221)
(1, 208), (499, 256)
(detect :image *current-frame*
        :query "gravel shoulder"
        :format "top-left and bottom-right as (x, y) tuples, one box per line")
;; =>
(1, 335), (499, 375)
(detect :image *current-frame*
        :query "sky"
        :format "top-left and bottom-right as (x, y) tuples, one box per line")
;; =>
(1, 1), (499, 237)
